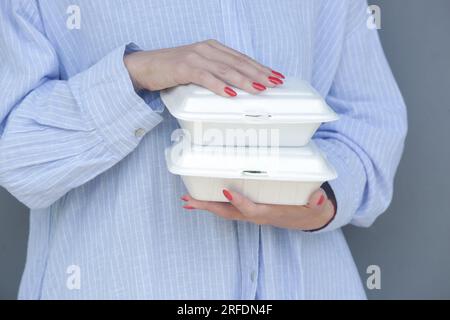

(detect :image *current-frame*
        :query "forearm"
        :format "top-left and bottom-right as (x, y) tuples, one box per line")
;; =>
(309, 1), (407, 232)
(0, 45), (163, 209)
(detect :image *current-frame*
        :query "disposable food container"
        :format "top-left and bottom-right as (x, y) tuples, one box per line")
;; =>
(161, 78), (338, 147)
(165, 141), (337, 205)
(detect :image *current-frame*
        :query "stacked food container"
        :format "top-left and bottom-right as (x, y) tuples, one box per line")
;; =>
(161, 78), (338, 205)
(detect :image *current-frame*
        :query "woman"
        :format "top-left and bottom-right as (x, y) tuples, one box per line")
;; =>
(0, 0), (407, 299)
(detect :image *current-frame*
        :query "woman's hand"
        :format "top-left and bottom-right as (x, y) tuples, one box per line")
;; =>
(124, 39), (285, 97)
(181, 188), (336, 231)
(127, 40), (331, 230)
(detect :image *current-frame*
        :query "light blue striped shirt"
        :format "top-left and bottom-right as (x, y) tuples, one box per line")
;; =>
(0, 0), (407, 299)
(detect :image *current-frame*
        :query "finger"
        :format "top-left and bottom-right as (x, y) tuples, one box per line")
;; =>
(302, 198), (336, 231)
(188, 66), (238, 98)
(193, 42), (279, 88)
(195, 59), (266, 94)
(322, 199), (335, 220)
(305, 188), (328, 210)
(181, 194), (248, 221)
(222, 189), (270, 223)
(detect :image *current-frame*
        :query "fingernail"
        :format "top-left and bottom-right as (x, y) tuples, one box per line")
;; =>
(268, 76), (283, 85)
(271, 70), (285, 79)
(224, 86), (237, 97)
(183, 205), (195, 210)
(252, 82), (266, 91)
(317, 195), (325, 206)
(181, 196), (189, 202)
(223, 189), (233, 201)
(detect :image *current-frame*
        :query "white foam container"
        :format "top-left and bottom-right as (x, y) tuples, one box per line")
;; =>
(166, 141), (337, 205)
(161, 78), (338, 147)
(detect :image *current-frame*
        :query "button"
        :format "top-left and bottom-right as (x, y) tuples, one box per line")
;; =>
(134, 128), (146, 138)
(250, 271), (256, 283)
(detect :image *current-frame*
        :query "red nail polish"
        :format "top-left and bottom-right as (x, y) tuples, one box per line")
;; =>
(183, 205), (195, 210)
(252, 82), (266, 91)
(224, 87), (237, 97)
(317, 195), (325, 206)
(223, 189), (233, 201)
(268, 76), (283, 85)
(181, 196), (189, 202)
(271, 70), (285, 79)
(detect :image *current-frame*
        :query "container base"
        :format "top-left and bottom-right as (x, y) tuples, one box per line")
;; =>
(182, 176), (322, 206)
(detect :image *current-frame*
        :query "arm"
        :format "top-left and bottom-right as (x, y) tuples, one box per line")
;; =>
(0, 1), (163, 209)
(0, 1), (283, 210)
(182, 0), (407, 232)
(313, 0), (408, 231)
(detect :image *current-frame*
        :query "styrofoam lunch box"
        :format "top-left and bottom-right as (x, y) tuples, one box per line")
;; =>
(160, 78), (338, 147)
(165, 140), (337, 205)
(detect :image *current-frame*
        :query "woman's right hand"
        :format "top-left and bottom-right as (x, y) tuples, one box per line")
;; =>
(124, 39), (285, 97)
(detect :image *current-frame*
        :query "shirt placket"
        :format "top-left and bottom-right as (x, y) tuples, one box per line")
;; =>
(219, 0), (260, 299)
(236, 221), (260, 299)
(219, 0), (255, 57)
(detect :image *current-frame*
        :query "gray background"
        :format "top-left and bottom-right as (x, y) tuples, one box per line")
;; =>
(1, 0), (449, 299)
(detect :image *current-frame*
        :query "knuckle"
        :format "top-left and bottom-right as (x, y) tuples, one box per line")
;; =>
(236, 75), (249, 88)
(232, 196), (244, 207)
(174, 61), (191, 78)
(194, 69), (210, 83)
(194, 42), (210, 52)
(184, 51), (201, 63)
(173, 62), (191, 83)
(206, 39), (219, 45)
(216, 63), (232, 77)
(261, 66), (272, 74)
(239, 53), (252, 61)
(256, 70), (269, 79)
(233, 57), (248, 70)
(176, 61), (190, 72)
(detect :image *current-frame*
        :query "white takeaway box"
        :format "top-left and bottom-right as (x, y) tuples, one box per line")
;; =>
(160, 78), (338, 147)
(165, 141), (337, 205)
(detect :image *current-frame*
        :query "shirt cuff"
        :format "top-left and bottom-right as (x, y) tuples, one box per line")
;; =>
(68, 43), (163, 160)
(309, 138), (367, 233)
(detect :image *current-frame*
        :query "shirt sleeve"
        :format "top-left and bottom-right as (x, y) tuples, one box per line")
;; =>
(311, 0), (408, 232)
(0, 1), (163, 209)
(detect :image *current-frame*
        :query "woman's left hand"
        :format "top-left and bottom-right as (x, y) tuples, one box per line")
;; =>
(181, 188), (336, 231)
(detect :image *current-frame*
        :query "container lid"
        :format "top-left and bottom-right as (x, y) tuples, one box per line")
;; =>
(160, 78), (339, 124)
(165, 141), (337, 182)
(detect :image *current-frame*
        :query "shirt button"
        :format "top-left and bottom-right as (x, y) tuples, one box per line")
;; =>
(134, 128), (146, 138)
(250, 271), (256, 283)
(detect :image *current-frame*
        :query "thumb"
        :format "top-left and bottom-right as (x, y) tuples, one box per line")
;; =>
(222, 189), (261, 219)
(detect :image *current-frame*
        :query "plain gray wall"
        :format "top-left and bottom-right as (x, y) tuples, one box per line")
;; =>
(1, 0), (449, 299)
